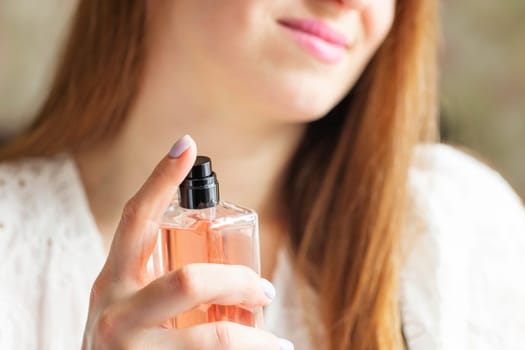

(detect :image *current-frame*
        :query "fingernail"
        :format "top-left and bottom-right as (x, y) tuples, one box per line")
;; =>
(279, 338), (295, 350)
(169, 134), (193, 158)
(261, 278), (276, 300)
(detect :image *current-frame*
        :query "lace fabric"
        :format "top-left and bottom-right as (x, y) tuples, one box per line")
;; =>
(0, 155), (105, 350)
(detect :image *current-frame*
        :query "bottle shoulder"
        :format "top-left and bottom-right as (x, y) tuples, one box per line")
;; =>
(217, 201), (257, 217)
(161, 201), (257, 228)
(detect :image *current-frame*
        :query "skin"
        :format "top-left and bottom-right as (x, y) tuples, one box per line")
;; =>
(78, 0), (396, 348)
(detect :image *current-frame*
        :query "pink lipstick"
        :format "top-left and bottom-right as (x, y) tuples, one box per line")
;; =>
(278, 18), (350, 64)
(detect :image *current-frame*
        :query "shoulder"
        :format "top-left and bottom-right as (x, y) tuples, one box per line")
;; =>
(0, 155), (102, 349)
(401, 144), (525, 349)
(0, 154), (75, 219)
(0, 154), (87, 258)
(409, 143), (523, 215)
(406, 144), (524, 255)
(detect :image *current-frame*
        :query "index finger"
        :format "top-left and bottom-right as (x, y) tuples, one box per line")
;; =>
(105, 134), (197, 283)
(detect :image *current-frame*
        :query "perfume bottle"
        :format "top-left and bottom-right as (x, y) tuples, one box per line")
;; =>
(147, 156), (263, 329)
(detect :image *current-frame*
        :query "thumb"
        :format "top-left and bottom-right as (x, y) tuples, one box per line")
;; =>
(106, 134), (197, 282)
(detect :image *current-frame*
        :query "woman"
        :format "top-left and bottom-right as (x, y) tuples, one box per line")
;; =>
(0, 0), (524, 349)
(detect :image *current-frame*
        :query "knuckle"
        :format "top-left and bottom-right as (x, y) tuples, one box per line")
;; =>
(89, 271), (113, 306)
(90, 279), (104, 306)
(91, 306), (140, 350)
(173, 265), (201, 300)
(121, 197), (158, 234)
(212, 322), (233, 350)
(95, 307), (121, 345)
(121, 198), (143, 225)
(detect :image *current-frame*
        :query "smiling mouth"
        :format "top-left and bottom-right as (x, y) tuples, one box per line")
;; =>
(277, 18), (350, 64)
(278, 18), (350, 47)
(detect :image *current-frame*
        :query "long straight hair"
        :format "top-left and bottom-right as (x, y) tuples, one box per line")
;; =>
(0, 1), (438, 349)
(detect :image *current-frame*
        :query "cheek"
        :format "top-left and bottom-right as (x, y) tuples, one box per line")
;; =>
(187, 2), (264, 65)
(170, 1), (256, 45)
(191, 1), (261, 39)
(361, 0), (396, 47)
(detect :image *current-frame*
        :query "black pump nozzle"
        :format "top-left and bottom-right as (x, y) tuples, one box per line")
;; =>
(179, 156), (220, 209)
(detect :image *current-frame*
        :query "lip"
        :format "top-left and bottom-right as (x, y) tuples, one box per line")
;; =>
(278, 18), (350, 64)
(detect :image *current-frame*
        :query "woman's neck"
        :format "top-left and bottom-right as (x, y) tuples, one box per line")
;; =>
(74, 94), (303, 258)
(75, 111), (302, 280)
(74, 39), (305, 275)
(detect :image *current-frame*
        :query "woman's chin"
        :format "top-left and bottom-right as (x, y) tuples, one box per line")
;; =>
(268, 91), (348, 124)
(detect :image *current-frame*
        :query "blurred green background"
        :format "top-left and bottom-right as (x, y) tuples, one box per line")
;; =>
(440, 1), (525, 199)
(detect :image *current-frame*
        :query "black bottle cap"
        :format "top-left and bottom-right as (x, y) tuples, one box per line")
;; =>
(179, 156), (220, 209)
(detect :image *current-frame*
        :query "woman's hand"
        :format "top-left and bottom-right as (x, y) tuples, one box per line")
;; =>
(81, 135), (294, 349)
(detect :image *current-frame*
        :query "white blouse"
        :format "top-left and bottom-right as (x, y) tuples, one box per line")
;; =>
(0, 144), (524, 350)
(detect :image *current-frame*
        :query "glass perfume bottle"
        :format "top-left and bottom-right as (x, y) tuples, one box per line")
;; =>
(147, 156), (263, 329)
